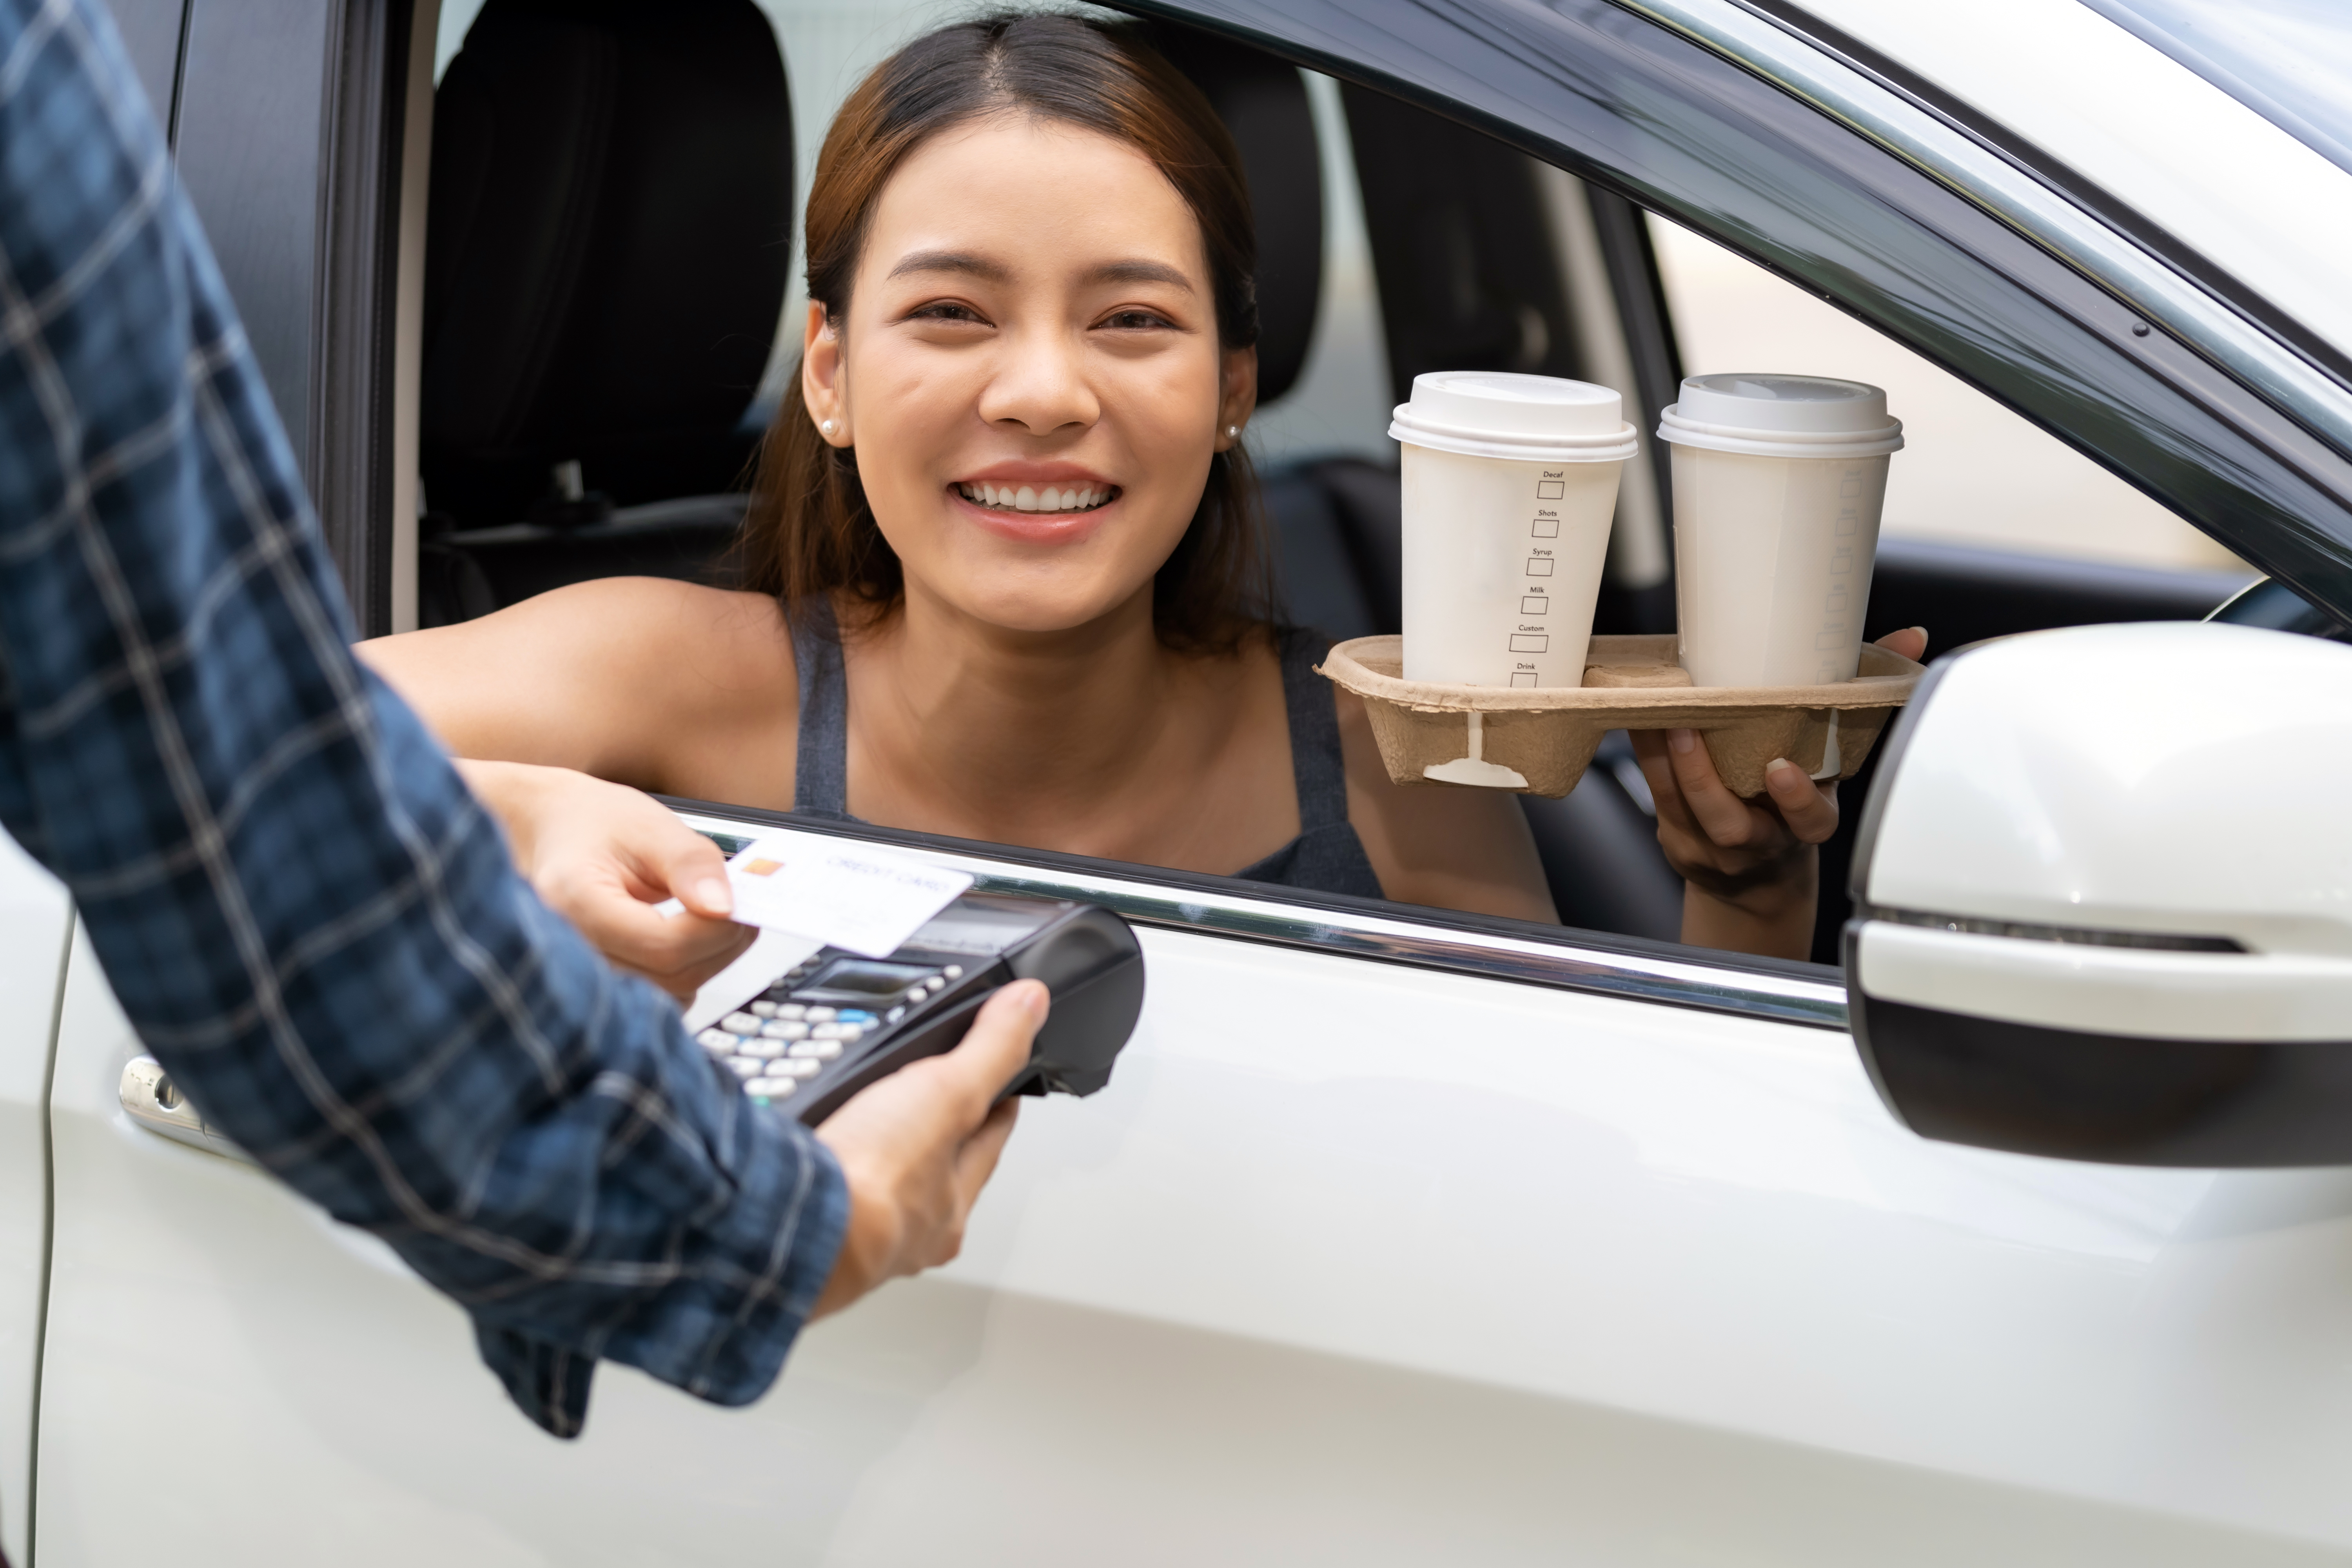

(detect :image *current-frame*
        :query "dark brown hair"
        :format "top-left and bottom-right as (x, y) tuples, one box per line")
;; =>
(736, 11), (1273, 652)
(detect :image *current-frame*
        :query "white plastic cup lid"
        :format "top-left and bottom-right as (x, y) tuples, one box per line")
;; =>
(1389, 370), (1639, 463)
(1657, 373), (1903, 458)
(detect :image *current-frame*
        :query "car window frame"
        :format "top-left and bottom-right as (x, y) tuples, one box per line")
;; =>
(321, 0), (2352, 1024)
(662, 796), (1851, 1031)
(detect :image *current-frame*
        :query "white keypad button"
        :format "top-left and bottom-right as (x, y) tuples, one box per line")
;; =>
(750, 1001), (778, 1018)
(811, 1022), (849, 1040)
(803, 1006), (838, 1022)
(720, 1012), (761, 1035)
(788, 1040), (843, 1060)
(760, 1020), (809, 1041)
(725, 1056), (763, 1077)
(780, 1059), (822, 1078)
(739, 1039), (785, 1059)
(775, 1003), (807, 1021)
(942, 965), (964, 979)
(696, 1029), (735, 1053)
(745, 1077), (797, 1098)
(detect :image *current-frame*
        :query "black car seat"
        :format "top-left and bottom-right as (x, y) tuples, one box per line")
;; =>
(418, 0), (791, 622)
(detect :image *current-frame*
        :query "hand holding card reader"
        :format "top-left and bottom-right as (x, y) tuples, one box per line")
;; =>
(693, 893), (1144, 1124)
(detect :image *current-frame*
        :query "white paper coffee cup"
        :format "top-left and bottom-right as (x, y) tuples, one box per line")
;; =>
(1391, 372), (1638, 690)
(1657, 374), (1904, 688)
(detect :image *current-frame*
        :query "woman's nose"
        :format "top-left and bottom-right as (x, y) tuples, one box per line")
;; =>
(977, 325), (1098, 436)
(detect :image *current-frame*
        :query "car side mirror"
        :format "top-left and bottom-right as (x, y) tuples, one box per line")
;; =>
(1844, 622), (2352, 1166)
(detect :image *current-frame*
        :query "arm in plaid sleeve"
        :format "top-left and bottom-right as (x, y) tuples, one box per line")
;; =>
(0, 0), (845, 1437)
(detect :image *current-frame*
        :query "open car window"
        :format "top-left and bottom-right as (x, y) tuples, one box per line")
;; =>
(401, 0), (2348, 1011)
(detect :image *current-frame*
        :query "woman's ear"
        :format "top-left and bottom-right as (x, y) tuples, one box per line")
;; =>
(1216, 344), (1259, 452)
(801, 301), (850, 446)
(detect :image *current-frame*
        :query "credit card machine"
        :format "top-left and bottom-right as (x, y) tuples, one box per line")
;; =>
(693, 893), (1145, 1125)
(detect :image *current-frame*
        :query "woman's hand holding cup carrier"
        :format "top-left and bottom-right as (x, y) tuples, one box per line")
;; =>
(1634, 626), (1928, 958)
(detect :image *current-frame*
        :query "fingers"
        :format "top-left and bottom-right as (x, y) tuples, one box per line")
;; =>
(1661, 729), (1762, 848)
(543, 867), (752, 998)
(1875, 625), (1928, 663)
(951, 1098), (1020, 1212)
(1761, 758), (1840, 843)
(1630, 729), (1704, 841)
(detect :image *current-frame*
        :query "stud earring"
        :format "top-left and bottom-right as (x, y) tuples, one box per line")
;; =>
(1225, 424), (1240, 440)
(820, 418), (837, 436)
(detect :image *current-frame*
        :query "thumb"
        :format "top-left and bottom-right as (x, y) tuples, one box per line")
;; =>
(940, 980), (1049, 1108)
(652, 823), (734, 920)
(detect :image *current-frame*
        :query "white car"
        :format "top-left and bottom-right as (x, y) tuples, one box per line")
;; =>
(7, 0), (2352, 1563)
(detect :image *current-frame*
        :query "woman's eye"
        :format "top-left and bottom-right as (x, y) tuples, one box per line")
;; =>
(1100, 309), (1175, 332)
(908, 301), (987, 325)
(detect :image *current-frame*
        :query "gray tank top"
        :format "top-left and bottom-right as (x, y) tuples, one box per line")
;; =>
(789, 599), (1385, 899)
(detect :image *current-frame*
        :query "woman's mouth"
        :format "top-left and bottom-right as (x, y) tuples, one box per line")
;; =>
(955, 481), (1118, 515)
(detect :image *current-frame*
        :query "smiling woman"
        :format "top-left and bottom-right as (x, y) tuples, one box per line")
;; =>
(361, 9), (1873, 975)
(361, 11), (1565, 969)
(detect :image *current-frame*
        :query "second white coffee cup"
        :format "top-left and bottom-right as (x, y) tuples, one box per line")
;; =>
(1657, 374), (1904, 688)
(1392, 371), (1639, 689)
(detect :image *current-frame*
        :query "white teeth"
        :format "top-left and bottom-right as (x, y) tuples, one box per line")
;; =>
(960, 483), (1112, 512)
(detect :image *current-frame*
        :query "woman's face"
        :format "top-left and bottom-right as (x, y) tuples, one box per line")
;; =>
(803, 115), (1255, 637)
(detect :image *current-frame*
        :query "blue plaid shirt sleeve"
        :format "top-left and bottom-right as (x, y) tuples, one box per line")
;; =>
(0, 0), (846, 1437)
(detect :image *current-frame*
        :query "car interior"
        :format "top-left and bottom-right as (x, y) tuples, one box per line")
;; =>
(413, 0), (2270, 965)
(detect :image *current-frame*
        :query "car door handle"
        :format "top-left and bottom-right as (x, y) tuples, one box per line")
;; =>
(119, 1055), (257, 1165)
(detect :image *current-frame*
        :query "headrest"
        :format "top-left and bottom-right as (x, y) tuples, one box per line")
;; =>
(421, 0), (791, 526)
(1152, 29), (1323, 406)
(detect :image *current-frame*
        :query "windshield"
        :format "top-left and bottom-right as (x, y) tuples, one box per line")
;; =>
(2079, 0), (2352, 178)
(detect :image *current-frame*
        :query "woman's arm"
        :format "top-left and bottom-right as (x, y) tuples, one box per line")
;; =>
(358, 576), (783, 789)
(1337, 688), (1561, 924)
(359, 579), (793, 993)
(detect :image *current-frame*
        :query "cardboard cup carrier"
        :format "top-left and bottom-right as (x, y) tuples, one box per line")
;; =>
(1658, 374), (1905, 686)
(1330, 371), (1918, 798)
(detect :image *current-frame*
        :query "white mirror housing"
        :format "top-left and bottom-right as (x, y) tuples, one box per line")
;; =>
(1846, 621), (2352, 1165)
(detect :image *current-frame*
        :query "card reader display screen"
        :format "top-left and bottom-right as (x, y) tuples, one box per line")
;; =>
(795, 959), (935, 1006)
(905, 895), (1057, 956)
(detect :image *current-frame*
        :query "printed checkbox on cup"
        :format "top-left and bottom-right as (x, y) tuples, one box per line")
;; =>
(1536, 480), (1565, 499)
(1526, 556), (1554, 576)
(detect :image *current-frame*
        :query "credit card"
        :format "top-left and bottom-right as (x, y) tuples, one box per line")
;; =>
(720, 835), (973, 956)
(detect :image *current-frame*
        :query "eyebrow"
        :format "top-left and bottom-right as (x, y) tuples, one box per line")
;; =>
(884, 250), (1196, 293)
(887, 250), (1010, 283)
(1082, 259), (1195, 292)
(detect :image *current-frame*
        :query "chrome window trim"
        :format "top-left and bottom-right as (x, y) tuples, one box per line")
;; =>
(673, 808), (1851, 1033)
(1619, 0), (2352, 460)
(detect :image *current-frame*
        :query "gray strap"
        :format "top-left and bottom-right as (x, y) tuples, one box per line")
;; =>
(790, 597), (851, 818)
(1279, 630), (1350, 833)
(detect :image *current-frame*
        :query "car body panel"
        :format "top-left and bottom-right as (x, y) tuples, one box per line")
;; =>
(0, 838), (69, 1568)
(36, 845), (2352, 1561)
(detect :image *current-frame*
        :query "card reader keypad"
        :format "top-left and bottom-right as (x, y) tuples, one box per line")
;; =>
(695, 954), (969, 1103)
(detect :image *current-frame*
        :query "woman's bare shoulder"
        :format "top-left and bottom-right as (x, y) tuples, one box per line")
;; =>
(359, 578), (797, 777)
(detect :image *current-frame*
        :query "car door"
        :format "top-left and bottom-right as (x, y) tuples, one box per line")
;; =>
(0, 840), (70, 1568)
(31, 2), (2352, 1566)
